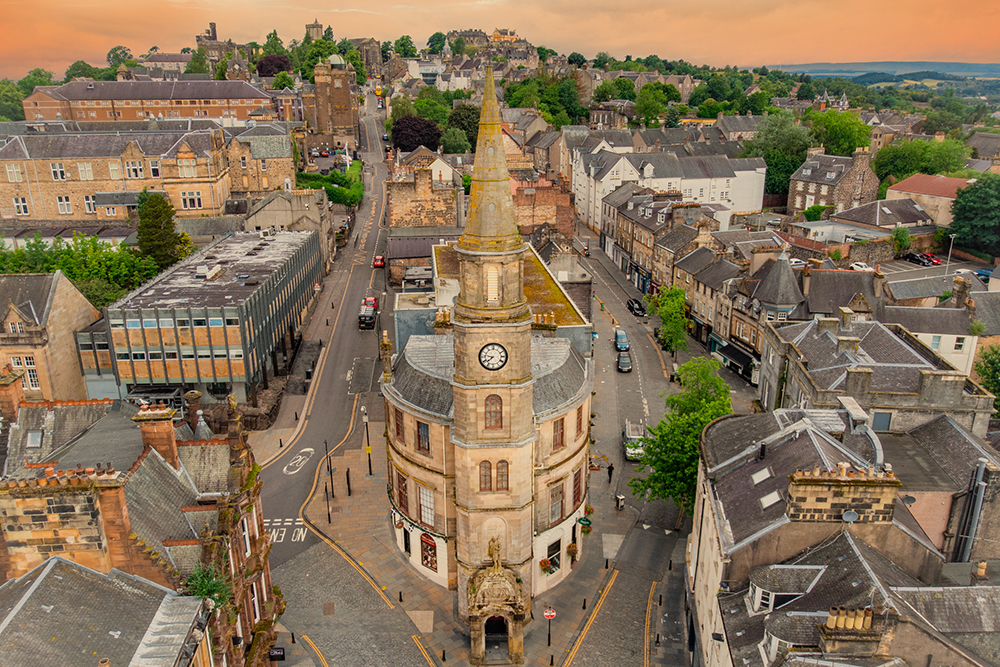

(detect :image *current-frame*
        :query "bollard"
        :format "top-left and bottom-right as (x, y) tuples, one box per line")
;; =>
(659, 595), (662, 606)
(655, 634), (660, 647)
(295, 412), (299, 421)
(399, 591), (403, 602)
(347, 468), (352, 496)
(291, 633), (296, 644)
(669, 559), (673, 571)
(605, 558), (609, 569)
(319, 339), (323, 347)
(583, 598), (587, 610)
(332, 302), (335, 309)
(279, 438), (283, 448)
(442, 649), (446, 661)
(550, 656), (554, 666)
(327, 318), (329, 326)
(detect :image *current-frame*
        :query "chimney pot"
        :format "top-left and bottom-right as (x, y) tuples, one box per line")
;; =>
(977, 561), (988, 578)
(845, 608), (856, 630)
(826, 608), (837, 629)
(863, 608), (873, 629)
(836, 607), (847, 629)
(813, 465), (821, 476)
(44, 466), (55, 478)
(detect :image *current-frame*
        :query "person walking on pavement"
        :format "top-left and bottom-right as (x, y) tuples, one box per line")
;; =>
(607, 463), (614, 483)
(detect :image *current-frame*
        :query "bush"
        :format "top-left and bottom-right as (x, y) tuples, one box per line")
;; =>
(802, 204), (833, 221)
(185, 564), (232, 608)
(296, 168), (364, 207)
(829, 249), (843, 261)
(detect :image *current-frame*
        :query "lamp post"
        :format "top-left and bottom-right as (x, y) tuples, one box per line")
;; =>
(945, 233), (957, 276)
(362, 405), (372, 476)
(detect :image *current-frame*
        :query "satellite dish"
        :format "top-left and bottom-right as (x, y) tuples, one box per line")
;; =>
(842, 510), (859, 524)
(902, 495), (916, 506)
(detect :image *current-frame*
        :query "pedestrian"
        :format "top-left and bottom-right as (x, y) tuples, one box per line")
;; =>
(607, 463), (614, 483)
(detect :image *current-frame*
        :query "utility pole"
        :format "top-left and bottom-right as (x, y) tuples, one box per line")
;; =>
(362, 405), (372, 475)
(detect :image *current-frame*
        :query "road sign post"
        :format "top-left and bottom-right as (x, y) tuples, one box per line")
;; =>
(544, 608), (556, 646)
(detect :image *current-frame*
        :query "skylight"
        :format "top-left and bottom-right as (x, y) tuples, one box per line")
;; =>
(751, 468), (772, 486)
(760, 490), (782, 509)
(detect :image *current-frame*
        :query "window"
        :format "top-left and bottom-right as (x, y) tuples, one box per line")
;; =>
(12, 198), (28, 215)
(229, 350), (244, 359)
(6, 164), (22, 182)
(485, 394), (502, 429)
(56, 196), (72, 214)
(84, 195), (96, 213)
(105, 207), (116, 216)
(547, 539), (561, 572)
(931, 335), (941, 351)
(420, 533), (437, 571)
(181, 191), (203, 210)
(396, 471), (408, 513)
(549, 483), (564, 525)
(777, 312), (787, 321)
(197, 351), (211, 359)
(576, 406), (584, 436)
(142, 319), (157, 328)
(496, 461), (509, 491)
(50, 163), (66, 180)
(148, 352), (163, 360)
(240, 516), (252, 555)
(240, 157), (247, 169)
(26, 430), (43, 449)
(108, 162), (120, 179)
(158, 318), (173, 328)
(132, 352), (147, 360)
(955, 337), (966, 351)
(24, 357), (39, 389)
(9, 356), (21, 369)
(553, 418), (565, 451)
(480, 461), (492, 491)
(179, 159), (197, 178)
(751, 468), (772, 485)
(213, 351), (227, 359)
(260, 159), (267, 171)
(395, 408), (404, 443)
(225, 318), (239, 326)
(250, 581), (260, 623)
(176, 318), (190, 327)
(417, 421), (429, 453)
(486, 265), (500, 303)
(8, 322), (23, 333)
(192, 318), (207, 327)
(759, 490), (782, 510)
(125, 160), (143, 179)
(208, 317), (224, 327)
(418, 485), (434, 528)
(573, 467), (582, 506)
(165, 352), (178, 360)
(109, 320), (124, 329)
(872, 411), (892, 432)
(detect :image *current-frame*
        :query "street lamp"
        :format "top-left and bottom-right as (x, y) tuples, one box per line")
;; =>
(945, 233), (957, 276)
(361, 405), (372, 476)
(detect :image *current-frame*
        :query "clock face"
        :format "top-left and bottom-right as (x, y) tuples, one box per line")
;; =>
(479, 343), (508, 371)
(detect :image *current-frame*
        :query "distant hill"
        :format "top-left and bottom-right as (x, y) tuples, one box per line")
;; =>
(764, 61), (1000, 78)
(852, 71), (966, 85)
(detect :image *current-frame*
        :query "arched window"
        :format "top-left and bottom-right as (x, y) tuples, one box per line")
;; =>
(480, 461), (492, 491)
(486, 265), (500, 303)
(496, 460), (509, 491)
(485, 394), (502, 429)
(420, 533), (438, 572)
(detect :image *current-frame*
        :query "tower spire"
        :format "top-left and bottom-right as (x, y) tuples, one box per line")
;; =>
(457, 66), (522, 253)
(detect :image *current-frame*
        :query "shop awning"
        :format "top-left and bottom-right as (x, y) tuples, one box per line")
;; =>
(718, 343), (753, 368)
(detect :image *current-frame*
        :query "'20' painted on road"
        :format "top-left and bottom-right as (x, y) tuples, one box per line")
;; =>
(282, 448), (315, 475)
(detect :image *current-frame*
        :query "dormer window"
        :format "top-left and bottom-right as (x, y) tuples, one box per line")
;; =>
(826, 172), (836, 180)
(801, 168), (811, 176)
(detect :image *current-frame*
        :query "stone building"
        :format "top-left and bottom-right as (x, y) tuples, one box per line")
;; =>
(348, 38), (383, 80)
(244, 189), (336, 270)
(786, 146), (879, 217)
(886, 173), (974, 227)
(381, 68), (593, 664)
(302, 55), (360, 152)
(194, 23), (254, 64)
(0, 272), (99, 403)
(226, 124), (296, 196)
(387, 167), (461, 229)
(305, 19), (324, 41)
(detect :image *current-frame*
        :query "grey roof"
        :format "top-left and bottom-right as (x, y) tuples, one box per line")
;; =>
(879, 305), (971, 336)
(0, 272), (58, 326)
(791, 153), (854, 185)
(887, 273), (986, 301)
(753, 254), (804, 307)
(33, 79), (269, 101)
(970, 291), (1000, 335)
(0, 130), (217, 160)
(801, 269), (879, 318)
(833, 198), (933, 228)
(0, 557), (201, 667)
(967, 132), (1000, 159)
(601, 182), (649, 210)
(694, 258), (741, 290)
(388, 335), (588, 419)
(4, 400), (120, 476)
(655, 223), (699, 254)
(177, 441), (231, 494)
(674, 246), (716, 275)
(231, 132), (292, 159)
(902, 415), (999, 490)
(716, 114), (764, 135)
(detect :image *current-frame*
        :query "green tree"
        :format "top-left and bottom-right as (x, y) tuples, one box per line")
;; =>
(537, 46), (556, 63)
(592, 80), (616, 103)
(552, 110), (572, 130)
(16, 68), (53, 97)
(381, 41), (392, 63)
(741, 111), (811, 195)
(336, 37), (354, 55)
(613, 78), (635, 101)
(568, 52), (586, 67)
(974, 344), (1000, 411)
(214, 53), (230, 80)
(802, 204), (832, 221)
(185, 48), (210, 74)
(272, 71), (295, 90)
(300, 39), (338, 82)
(63, 60), (99, 82)
(462, 173), (472, 195)
(809, 109), (871, 156)
(137, 193), (181, 269)
(323, 26), (334, 42)
(394, 35), (417, 58)
(447, 104), (481, 151)
(950, 174), (1000, 257)
(593, 52), (612, 69)
(441, 127), (471, 153)
(450, 37), (466, 57)
(414, 98), (449, 126)
(635, 84), (665, 127)
(106, 46), (133, 67)
(662, 106), (682, 129)
(891, 226), (911, 255)
(263, 30), (287, 57)
(647, 286), (689, 359)
(185, 564), (232, 609)
(629, 357), (732, 528)
(427, 32), (447, 54)
(344, 49), (367, 84)
(391, 114), (441, 151)
(390, 95), (416, 122)
(180, 47), (192, 54)
(0, 79), (24, 120)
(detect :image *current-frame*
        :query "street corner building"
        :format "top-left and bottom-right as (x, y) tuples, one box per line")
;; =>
(380, 67), (594, 664)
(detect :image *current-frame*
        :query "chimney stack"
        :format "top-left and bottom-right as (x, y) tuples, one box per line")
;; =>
(873, 269), (884, 299)
(133, 403), (180, 470)
(952, 275), (970, 309)
(0, 367), (26, 424)
(184, 390), (203, 434)
(801, 266), (811, 296)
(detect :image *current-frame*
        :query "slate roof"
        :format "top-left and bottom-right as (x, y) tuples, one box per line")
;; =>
(674, 246), (716, 275)
(904, 415), (1000, 490)
(695, 258), (741, 290)
(887, 173), (974, 199)
(0, 557), (201, 667)
(887, 273), (986, 301)
(0, 130), (217, 160)
(717, 114), (764, 135)
(388, 335), (589, 419)
(970, 291), (1000, 335)
(230, 132), (292, 159)
(655, 224), (698, 254)
(791, 153), (854, 185)
(833, 198), (933, 228)
(177, 441), (231, 494)
(4, 400), (120, 476)
(801, 269), (879, 318)
(879, 305), (971, 336)
(32, 79), (269, 101)
(0, 272), (58, 326)
(601, 182), (650, 210)
(753, 254), (803, 307)
(967, 132), (1000, 159)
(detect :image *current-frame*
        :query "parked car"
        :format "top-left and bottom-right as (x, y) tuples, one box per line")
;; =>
(617, 351), (633, 373)
(320, 150), (330, 158)
(614, 329), (630, 352)
(905, 252), (933, 266)
(788, 257), (806, 269)
(319, 168), (330, 176)
(626, 298), (646, 317)
(358, 306), (376, 329)
(373, 255), (385, 268)
(850, 262), (873, 271)
(310, 148), (320, 158)
(975, 268), (994, 280)
(382, 133), (389, 141)
(920, 253), (942, 265)
(363, 296), (379, 310)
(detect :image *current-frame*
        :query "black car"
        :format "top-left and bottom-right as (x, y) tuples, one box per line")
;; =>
(905, 252), (932, 266)
(617, 351), (633, 373)
(626, 298), (646, 317)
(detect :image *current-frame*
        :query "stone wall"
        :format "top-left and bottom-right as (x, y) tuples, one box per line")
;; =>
(513, 185), (573, 238)
(387, 169), (459, 229)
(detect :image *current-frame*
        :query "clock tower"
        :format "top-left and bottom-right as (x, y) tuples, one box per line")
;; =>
(452, 66), (534, 663)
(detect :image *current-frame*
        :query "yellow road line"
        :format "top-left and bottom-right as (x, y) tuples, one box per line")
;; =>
(412, 635), (436, 666)
(646, 332), (669, 379)
(301, 634), (330, 667)
(644, 581), (657, 667)
(564, 569), (619, 666)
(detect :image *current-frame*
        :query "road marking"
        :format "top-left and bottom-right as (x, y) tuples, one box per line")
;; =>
(411, 635), (436, 666)
(646, 332), (670, 379)
(282, 448), (315, 475)
(301, 634), (330, 667)
(564, 569), (619, 666)
(644, 581), (657, 667)
(262, 518), (303, 526)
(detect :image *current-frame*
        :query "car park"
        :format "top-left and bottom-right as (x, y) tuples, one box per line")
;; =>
(626, 298), (646, 317)
(850, 262), (873, 271)
(617, 351), (632, 373)
(905, 252), (933, 266)
(921, 253), (942, 265)
(373, 255), (385, 268)
(614, 329), (630, 351)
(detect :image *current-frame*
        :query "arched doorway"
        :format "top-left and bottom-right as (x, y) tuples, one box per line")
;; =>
(484, 616), (508, 662)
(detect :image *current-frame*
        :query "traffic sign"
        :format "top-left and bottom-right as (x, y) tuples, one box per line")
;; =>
(543, 608), (556, 620)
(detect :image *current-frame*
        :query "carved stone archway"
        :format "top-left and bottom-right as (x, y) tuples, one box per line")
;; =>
(468, 538), (526, 664)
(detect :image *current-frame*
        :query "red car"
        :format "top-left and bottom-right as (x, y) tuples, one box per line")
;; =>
(320, 150), (330, 158)
(364, 296), (378, 310)
(373, 255), (385, 268)
(921, 253), (942, 265)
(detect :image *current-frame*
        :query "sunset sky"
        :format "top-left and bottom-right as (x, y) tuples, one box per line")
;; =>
(3, 0), (999, 80)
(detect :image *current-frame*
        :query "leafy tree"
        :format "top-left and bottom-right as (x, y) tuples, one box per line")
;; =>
(16, 68), (54, 97)
(320, 26), (332, 42)
(392, 114), (441, 151)
(808, 109), (871, 157)
(647, 286), (689, 359)
(552, 110), (572, 130)
(796, 82), (814, 100)
(180, 47), (192, 54)
(185, 48), (210, 74)
(635, 84), (665, 127)
(427, 32), (447, 54)
(441, 127), (471, 153)
(568, 52), (586, 67)
(741, 111), (811, 195)
(450, 37), (466, 57)
(414, 98), (449, 126)
(975, 344), (1000, 411)
(802, 204), (832, 221)
(256, 54), (291, 76)
(390, 95), (416, 123)
(417, 85), (444, 103)
(214, 53), (230, 80)
(381, 41), (392, 63)
(950, 174), (1000, 257)
(592, 80), (616, 103)
(537, 46), (556, 63)
(872, 138), (969, 182)
(462, 173), (472, 195)
(629, 357), (732, 528)
(272, 71), (295, 90)
(448, 104), (481, 151)
(137, 193), (181, 269)
(593, 52), (612, 69)
(891, 226), (911, 255)
(263, 30), (287, 57)
(300, 39), (338, 82)
(106, 46), (133, 68)
(63, 60), (99, 82)
(343, 49), (367, 84)
(662, 106), (682, 129)
(613, 78), (636, 101)
(394, 35), (417, 58)
(336, 38), (354, 55)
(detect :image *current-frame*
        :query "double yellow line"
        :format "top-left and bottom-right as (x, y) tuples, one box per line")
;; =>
(564, 569), (619, 666)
